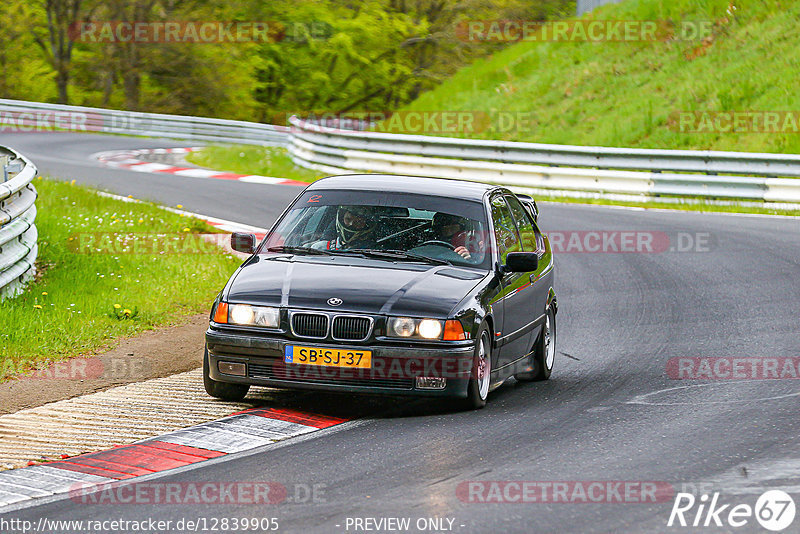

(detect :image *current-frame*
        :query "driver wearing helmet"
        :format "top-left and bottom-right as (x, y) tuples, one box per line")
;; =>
(314, 205), (378, 250)
(432, 212), (481, 260)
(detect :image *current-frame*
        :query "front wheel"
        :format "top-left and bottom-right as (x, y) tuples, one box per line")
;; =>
(203, 347), (250, 401)
(515, 306), (556, 382)
(462, 326), (492, 410)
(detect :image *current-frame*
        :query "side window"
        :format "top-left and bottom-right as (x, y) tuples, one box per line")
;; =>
(504, 195), (537, 253)
(490, 195), (521, 264)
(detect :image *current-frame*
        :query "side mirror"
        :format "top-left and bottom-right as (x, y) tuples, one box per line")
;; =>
(231, 232), (256, 254)
(504, 252), (539, 273)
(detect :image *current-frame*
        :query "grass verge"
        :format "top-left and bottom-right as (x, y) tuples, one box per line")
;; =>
(399, 0), (800, 153)
(0, 178), (241, 381)
(186, 145), (324, 183)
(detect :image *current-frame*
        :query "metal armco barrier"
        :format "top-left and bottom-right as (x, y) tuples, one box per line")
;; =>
(577, 0), (625, 15)
(286, 117), (800, 204)
(2, 99), (800, 204)
(0, 146), (38, 300)
(0, 99), (289, 146)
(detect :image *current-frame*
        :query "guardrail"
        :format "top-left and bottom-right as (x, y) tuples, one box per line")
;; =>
(287, 117), (800, 204)
(0, 146), (38, 300)
(0, 99), (289, 146)
(3, 98), (800, 204)
(577, 0), (624, 15)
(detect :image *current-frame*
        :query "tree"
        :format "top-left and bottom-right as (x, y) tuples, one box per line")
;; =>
(0, 3), (54, 101)
(9, 0), (574, 117)
(32, 0), (95, 104)
(251, 0), (574, 118)
(91, 0), (161, 111)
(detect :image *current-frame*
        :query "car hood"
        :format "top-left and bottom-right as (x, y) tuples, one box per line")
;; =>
(226, 256), (487, 317)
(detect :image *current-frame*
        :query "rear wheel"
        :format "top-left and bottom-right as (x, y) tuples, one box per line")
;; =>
(203, 347), (250, 401)
(462, 326), (492, 410)
(515, 306), (556, 382)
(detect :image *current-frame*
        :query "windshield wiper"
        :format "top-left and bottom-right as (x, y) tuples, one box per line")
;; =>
(266, 246), (332, 256)
(348, 248), (451, 266)
(319, 249), (368, 257)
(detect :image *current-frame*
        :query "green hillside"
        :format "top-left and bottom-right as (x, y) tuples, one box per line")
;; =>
(398, 0), (800, 154)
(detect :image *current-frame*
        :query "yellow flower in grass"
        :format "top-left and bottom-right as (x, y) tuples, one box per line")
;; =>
(33, 304), (42, 309)
(113, 304), (121, 309)
(183, 228), (190, 232)
(41, 292), (48, 296)
(123, 309), (132, 316)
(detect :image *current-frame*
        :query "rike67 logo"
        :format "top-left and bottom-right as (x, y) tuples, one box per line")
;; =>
(668, 490), (796, 531)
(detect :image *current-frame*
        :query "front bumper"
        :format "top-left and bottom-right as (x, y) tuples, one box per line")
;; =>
(206, 327), (475, 398)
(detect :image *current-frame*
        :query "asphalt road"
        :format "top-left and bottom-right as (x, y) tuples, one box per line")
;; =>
(2, 133), (800, 533)
(1, 132), (301, 226)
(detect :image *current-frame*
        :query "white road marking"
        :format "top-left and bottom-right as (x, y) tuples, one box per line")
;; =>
(171, 168), (225, 178)
(627, 381), (800, 406)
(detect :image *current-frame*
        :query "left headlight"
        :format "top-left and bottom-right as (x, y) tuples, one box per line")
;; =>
(217, 303), (280, 328)
(387, 317), (444, 340)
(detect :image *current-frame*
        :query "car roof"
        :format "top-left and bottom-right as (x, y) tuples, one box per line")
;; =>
(306, 174), (498, 201)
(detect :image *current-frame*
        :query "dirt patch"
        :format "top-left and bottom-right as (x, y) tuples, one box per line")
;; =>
(0, 314), (208, 415)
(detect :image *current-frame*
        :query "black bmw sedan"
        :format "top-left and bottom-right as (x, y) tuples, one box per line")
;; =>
(204, 175), (557, 409)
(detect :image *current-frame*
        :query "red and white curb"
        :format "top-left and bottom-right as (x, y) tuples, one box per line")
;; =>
(0, 407), (347, 509)
(91, 147), (307, 187)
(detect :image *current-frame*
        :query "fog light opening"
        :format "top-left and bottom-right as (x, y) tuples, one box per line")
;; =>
(416, 377), (447, 390)
(218, 361), (246, 377)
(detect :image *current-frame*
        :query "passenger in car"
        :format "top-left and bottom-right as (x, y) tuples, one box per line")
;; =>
(432, 212), (484, 260)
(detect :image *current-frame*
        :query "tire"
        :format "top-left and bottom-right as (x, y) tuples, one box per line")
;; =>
(515, 306), (556, 382)
(203, 347), (250, 401)
(462, 325), (492, 410)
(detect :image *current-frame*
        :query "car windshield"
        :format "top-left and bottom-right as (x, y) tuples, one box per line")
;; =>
(262, 189), (491, 269)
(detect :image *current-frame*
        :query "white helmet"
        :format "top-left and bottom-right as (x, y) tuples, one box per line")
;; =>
(336, 205), (377, 246)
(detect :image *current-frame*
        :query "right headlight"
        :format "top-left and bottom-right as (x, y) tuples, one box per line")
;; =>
(418, 319), (443, 339)
(387, 317), (447, 340)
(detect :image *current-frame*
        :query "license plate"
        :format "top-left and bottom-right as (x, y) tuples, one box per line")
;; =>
(285, 345), (372, 369)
